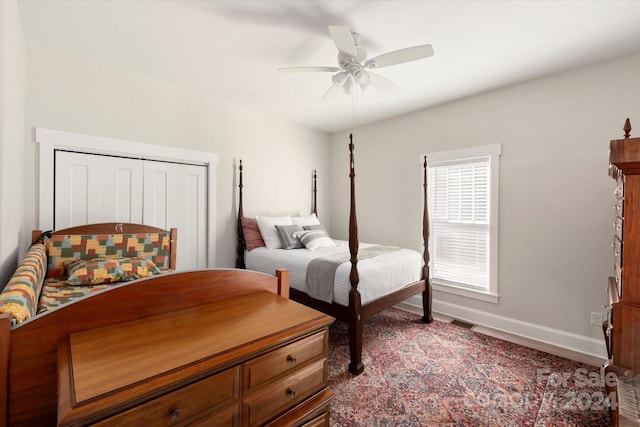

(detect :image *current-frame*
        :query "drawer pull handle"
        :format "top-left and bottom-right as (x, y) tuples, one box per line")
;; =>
(170, 409), (182, 422)
(286, 355), (297, 365)
(286, 388), (296, 398)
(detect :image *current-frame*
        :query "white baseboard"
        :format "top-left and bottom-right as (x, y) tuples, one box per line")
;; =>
(399, 295), (608, 362)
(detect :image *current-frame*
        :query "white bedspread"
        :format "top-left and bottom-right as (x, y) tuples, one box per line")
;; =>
(245, 240), (423, 306)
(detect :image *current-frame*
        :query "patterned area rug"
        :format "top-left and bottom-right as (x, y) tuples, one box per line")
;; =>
(328, 308), (611, 426)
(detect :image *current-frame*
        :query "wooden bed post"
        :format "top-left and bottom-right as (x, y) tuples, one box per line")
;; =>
(1, 313), (10, 427)
(312, 169), (318, 217)
(422, 156), (434, 323)
(169, 228), (178, 271)
(236, 160), (246, 269)
(275, 268), (290, 299)
(348, 134), (364, 375)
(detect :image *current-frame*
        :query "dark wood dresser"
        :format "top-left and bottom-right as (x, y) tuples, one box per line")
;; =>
(606, 117), (640, 426)
(56, 291), (334, 426)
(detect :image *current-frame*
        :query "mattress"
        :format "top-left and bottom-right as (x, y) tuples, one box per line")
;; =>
(245, 240), (423, 306)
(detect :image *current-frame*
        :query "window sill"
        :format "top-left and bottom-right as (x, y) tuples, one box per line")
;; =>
(432, 281), (499, 304)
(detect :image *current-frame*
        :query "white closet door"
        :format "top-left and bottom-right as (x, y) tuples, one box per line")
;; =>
(143, 161), (207, 271)
(55, 151), (143, 229)
(55, 151), (208, 271)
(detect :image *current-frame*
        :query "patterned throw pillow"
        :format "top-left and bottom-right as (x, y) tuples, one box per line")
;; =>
(64, 257), (162, 286)
(294, 230), (336, 250)
(303, 224), (327, 233)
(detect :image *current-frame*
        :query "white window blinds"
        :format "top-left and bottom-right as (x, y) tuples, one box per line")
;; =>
(429, 157), (491, 291)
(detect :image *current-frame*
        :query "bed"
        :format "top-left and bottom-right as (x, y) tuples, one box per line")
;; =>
(236, 134), (433, 375)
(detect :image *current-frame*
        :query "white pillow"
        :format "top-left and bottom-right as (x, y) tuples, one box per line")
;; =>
(291, 213), (321, 227)
(294, 229), (336, 250)
(256, 215), (293, 249)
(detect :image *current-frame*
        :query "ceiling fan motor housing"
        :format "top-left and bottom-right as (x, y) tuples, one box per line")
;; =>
(337, 46), (368, 68)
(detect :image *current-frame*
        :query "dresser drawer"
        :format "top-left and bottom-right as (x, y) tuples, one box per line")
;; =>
(243, 358), (327, 427)
(92, 367), (239, 426)
(301, 411), (330, 427)
(188, 403), (239, 427)
(243, 330), (327, 391)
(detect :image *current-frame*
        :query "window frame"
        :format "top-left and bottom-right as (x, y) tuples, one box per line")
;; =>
(426, 144), (501, 303)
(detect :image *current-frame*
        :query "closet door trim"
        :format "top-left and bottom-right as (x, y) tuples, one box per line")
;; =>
(36, 127), (218, 268)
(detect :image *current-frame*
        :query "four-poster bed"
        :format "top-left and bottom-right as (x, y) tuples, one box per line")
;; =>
(236, 134), (432, 375)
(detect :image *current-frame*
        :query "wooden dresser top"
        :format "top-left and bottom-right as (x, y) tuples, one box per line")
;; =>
(64, 291), (333, 405)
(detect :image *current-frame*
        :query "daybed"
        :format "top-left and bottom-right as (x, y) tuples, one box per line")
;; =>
(0, 226), (298, 426)
(236, 135), (433, 375)
(0, 222), (177, 426)
(0, 223), (177, 326)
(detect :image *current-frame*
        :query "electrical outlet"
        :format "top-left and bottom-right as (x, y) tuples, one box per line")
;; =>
(591, 311), (603, 326)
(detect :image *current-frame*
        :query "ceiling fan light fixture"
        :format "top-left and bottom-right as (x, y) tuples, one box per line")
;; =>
(353, 69), (369, 86)
(332, 71), (348, 85)
(343, 77), (354, 94)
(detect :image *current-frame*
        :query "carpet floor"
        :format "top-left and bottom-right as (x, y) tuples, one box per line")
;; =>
(327, 308), (610, 426)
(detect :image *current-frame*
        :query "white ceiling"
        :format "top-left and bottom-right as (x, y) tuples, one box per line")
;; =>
(17, 0), (640, 133)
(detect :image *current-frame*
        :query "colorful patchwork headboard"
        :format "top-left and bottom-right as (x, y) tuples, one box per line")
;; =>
(32, 223), (178, 279)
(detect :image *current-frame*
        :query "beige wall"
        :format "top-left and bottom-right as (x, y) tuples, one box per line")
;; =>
(0, 0), (26, 285)
(329, 51), (640, 358)
(21, 43), (330, 269)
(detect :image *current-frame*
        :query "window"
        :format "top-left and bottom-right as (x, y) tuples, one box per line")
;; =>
(427, 144), (501, 303)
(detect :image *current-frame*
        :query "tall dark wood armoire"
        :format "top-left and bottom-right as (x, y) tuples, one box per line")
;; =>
(606, 117), (640, 426)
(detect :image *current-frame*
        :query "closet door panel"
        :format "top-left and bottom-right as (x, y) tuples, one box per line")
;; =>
(55, 151), (103, 229)
(102, 157), (144, 224)
(143, 162), (207, 270)
(182, 167), (207, 270)
(143, 166), (170, 229)
(55, 152), (143, 229)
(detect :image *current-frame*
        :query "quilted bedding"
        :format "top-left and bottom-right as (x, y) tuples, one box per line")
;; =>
(245, 240), (423, 306)
(1, 231), (172, 325)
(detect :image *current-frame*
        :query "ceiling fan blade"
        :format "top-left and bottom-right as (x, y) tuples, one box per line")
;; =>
(278, 66), (340, 73)
(328, 25), (357, 58)
(366, 44), (434, 69)
(367, 72), (401, 94)
(321, 84), (343, 102)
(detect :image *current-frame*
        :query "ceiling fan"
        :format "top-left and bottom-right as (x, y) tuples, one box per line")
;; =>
(278, 26), (434, 101)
